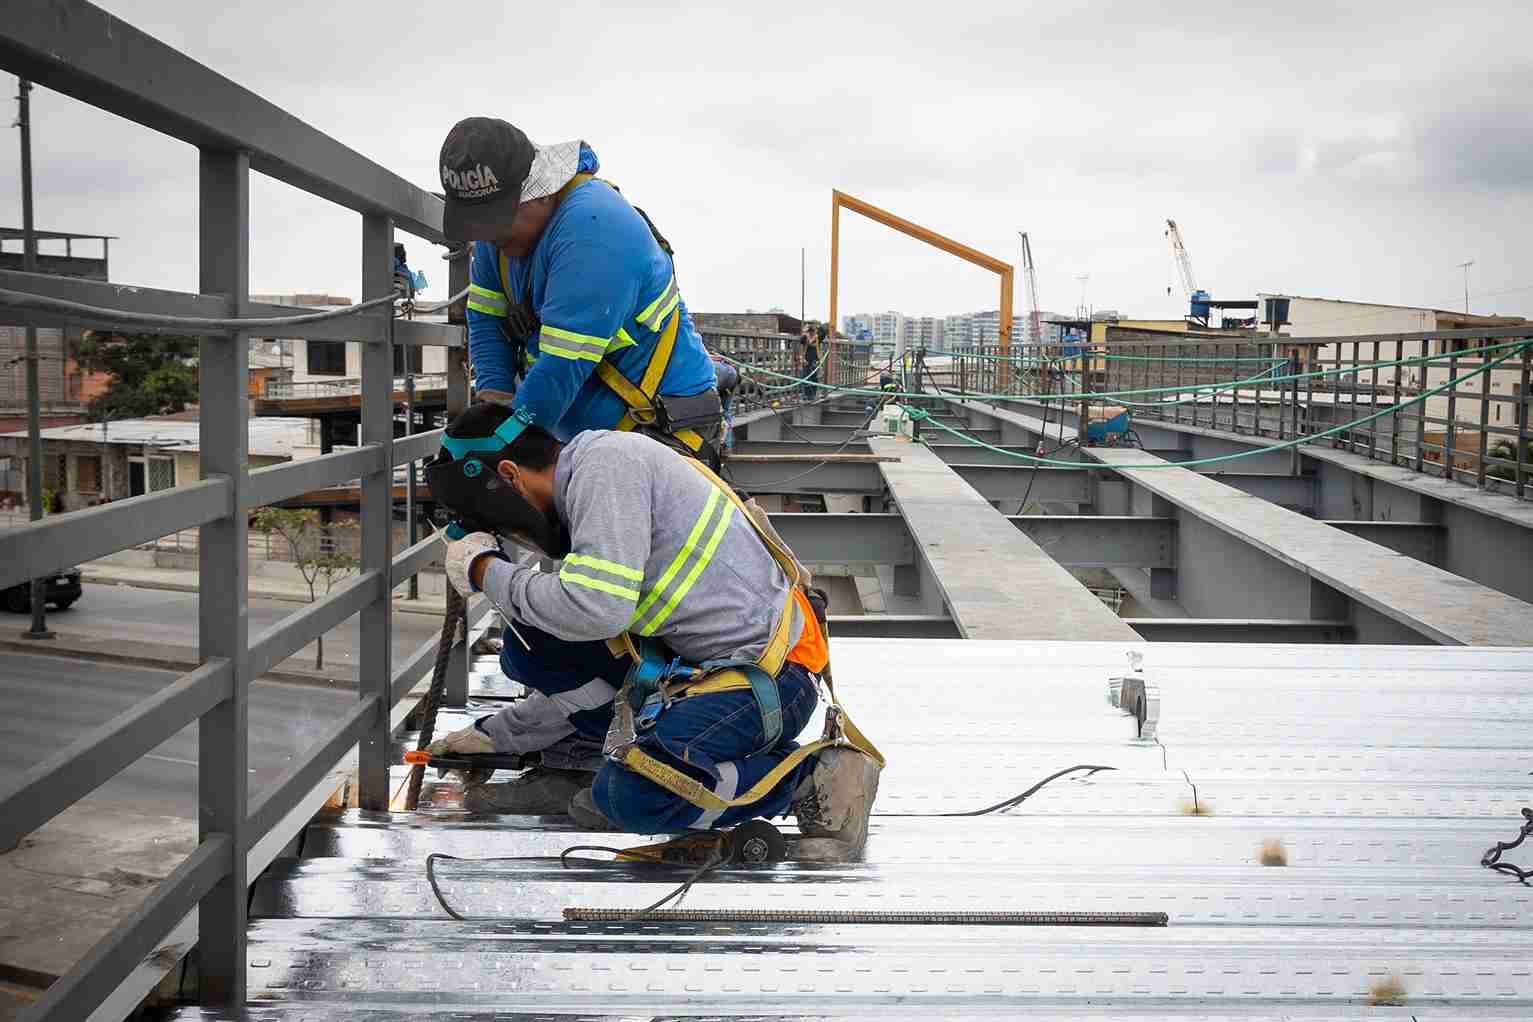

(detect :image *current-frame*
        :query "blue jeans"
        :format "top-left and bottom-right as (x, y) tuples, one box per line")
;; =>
(593, 661), (820, 833)
(501, 626), (821, 832)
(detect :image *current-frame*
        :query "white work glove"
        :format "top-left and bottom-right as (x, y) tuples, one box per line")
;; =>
(426, 718), (497, 784)
(444, 531), (503, 597)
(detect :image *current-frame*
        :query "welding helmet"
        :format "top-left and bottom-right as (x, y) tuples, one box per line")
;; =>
(423, 406), (570, 559)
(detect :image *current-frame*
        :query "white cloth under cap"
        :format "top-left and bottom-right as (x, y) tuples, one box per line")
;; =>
(519, 140), (584, 202)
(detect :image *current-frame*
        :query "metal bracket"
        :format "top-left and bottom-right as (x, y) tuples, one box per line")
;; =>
(1109, 666), (1160, 741)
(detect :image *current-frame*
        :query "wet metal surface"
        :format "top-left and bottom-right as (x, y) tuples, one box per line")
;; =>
(175, 640), (1533, 1017)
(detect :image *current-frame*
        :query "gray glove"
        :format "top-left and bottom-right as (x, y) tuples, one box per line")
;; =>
(443, 530), (502, 596)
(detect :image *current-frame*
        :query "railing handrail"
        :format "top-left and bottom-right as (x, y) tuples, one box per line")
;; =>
(0, 3), (475, 1018)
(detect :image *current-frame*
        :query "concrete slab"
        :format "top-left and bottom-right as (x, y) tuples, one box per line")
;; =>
(868, 437), (1139, 641)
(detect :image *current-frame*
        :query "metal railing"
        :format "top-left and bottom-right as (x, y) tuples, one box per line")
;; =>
(926, 328), (1533, 501)
(264, 372), (448, 400)
(0, 5), (476, 1019)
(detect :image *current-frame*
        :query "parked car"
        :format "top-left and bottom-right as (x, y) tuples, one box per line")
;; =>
(2, 569), (82, 613)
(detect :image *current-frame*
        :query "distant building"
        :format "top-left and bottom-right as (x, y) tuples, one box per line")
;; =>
(0, 416), (314, 509)
(693, 311), (804, 336)
(1262, 293), (1530, 432)
(871, 311), (904, 350)
(251, 294), (452, 388)
(0, 229), (117, 433)
(842, 313), (874, 340)
(902, 316), (945, 349)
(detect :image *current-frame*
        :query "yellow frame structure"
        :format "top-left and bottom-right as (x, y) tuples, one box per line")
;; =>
(828, 189), (1014, 386)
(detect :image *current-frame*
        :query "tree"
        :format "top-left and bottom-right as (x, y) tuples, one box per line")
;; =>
(251, 508), (359, 670)
(75, 330), (199, 419)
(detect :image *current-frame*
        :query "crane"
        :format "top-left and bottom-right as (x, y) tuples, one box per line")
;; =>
(1018, 231), (1043, 345)
(1164, 218), (1210, 321)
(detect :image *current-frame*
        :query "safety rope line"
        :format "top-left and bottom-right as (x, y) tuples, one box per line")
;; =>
(905, 342), (1530, 469)
(0, 284), (406, 330)
(927, 345), (1289, 364)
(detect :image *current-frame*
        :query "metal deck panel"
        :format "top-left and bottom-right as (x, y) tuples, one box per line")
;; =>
(159, 639), (1533, 1018)
(867, 439), (1140, 640)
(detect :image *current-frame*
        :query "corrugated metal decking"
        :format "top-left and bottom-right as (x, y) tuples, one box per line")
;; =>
(169, 638), (1532, 1018)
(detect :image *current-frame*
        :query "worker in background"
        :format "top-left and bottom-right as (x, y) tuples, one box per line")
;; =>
(424, 403), (881, 861)
(440, 117), (724, 463)
(800, 326), (822, 401)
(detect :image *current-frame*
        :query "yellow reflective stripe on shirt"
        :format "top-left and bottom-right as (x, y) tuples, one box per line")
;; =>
(610, 326), (638, 350)
(563, 553), (643, 582)
(637, 500), (734, 636)
(631, 487), (721, 630)
(635, 276), (678, 330)
(559, 567), (641, 602)
(539, 324), (609, 363)
(466, 283), (508, 317)
(651, 291), (681, 329)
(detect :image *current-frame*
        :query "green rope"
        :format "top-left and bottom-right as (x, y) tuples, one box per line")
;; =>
(712, 337), (1532, 405)
(905, 343), (1529, 469)
(926, 346), (1288, 365)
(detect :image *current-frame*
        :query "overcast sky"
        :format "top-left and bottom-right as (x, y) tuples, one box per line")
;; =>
(3, 1), (1531, 329)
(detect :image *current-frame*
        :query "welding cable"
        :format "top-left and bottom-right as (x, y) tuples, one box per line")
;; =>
(1481, 807), (1533, 885)
(904, 341), (1531, 470)
(0, 285), (405, 330)
(880, 764), (1119, 818)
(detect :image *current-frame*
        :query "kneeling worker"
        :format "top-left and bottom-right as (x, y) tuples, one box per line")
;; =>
(424, 403), (882, 861)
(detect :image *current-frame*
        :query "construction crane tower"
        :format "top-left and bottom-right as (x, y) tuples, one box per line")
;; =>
(1018, 231), (1043, 345)
(1165, 218), (1210, 321)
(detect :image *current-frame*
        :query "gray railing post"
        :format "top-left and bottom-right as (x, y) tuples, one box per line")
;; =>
(444, 325), (472, 708)
(195, 148), (249, 1005)
(357, 214), (396, 810)
(357, 214), (398, 809)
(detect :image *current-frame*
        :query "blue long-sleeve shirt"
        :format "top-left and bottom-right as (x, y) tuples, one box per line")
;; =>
(464, 145), (716, 441)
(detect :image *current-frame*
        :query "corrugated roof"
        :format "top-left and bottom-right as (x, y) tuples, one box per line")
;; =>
(1, 416), (313, 457)
(170, 638), (1533, 1018)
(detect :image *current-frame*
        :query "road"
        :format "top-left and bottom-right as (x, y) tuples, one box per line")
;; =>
(0, 649), (368, 989)
(0, 651), (358, 817)
(7, 583), (445, 677)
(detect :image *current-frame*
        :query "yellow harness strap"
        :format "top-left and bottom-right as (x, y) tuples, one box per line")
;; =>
(606, 460), (883, 813)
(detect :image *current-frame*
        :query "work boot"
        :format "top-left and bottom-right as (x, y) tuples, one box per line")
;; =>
(567, 787), (616, 831)
(790, 747), (881, 862)
(462, 767), (592, 815)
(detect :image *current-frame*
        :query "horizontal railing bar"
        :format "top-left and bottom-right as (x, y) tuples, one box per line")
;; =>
(0, 659), (233, 851)
(391, 630), (444, 704)
(27, 833), (232, 1022)
(0, 1), (444, 241)
(0, 478), (231, 591)
(245, 445), (386, 509)
(392, 534), (439, 584)
(388, 595), (490, 704)
(0, 268), (386, 342)
(393, 428), (444, 467)
(394, 319), (464, 349)
(246, 571), (384, 678)
(827, 614), (960, 639)
(245, 697), (379, 842)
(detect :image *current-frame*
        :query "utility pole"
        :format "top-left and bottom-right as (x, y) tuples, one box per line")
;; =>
(800, 246), (805, 330)
(17, 77), (53, 639)
(1458, 260), (1474, 314)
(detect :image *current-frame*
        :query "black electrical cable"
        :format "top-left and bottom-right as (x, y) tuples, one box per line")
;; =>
(881, 764), (1117, 817)
(731, 402), (883, 492)
(1482, 807), (1533, 884)
(425, 763), (1120, 922)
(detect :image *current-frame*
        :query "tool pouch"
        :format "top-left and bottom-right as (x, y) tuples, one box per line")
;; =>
(653, 389), (723, 433)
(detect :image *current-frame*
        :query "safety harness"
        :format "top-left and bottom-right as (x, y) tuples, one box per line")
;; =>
(600, 458), (883, 814)
(495, 176), (713, 459)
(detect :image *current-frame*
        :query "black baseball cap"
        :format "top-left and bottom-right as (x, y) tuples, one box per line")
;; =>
(439, 117), (536, 243)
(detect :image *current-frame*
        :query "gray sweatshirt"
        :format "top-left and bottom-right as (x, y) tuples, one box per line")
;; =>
(481, 430), (799, 663)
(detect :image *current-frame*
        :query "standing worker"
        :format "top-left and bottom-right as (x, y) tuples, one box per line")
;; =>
(424, 403), (883, 861)
(440, 117), (724, 462)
